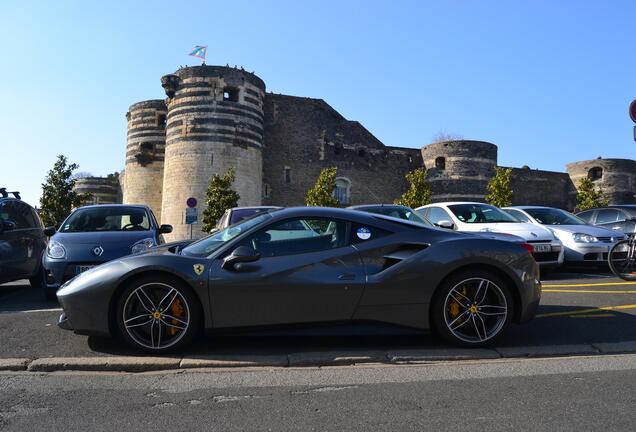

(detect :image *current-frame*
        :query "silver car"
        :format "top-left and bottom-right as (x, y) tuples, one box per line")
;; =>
(503, 206), (626, 265)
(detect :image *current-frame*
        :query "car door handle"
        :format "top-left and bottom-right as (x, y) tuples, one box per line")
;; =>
(338, 273), (356, 280)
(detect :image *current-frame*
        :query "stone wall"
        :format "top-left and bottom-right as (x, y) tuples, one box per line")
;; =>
(261, 94), (422, 206)
(566, 159), (636, 205)
(422, 140), (497, 202)
(508, 167), (576, 210)
(74, 176), (122, 205)
(122, 99), (166, 222)
(160, 66), (265, 240)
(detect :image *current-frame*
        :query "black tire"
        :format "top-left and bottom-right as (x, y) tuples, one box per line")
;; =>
(608, 240), (636, 281)
(43, 286), (57, 301)
(29, 264), (45, 290)
(431, 270), (514, 348)
(115, 275), (202, 353)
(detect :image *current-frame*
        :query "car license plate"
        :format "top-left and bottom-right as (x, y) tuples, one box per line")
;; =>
(533, 244), (551, 253)
(76, 265), (95, 275)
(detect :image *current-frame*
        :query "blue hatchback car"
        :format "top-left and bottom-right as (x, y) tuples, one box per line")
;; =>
(42, 204), (172, 299)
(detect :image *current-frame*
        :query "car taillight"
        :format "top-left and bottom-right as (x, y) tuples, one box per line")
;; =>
(520, 243), (534, 254)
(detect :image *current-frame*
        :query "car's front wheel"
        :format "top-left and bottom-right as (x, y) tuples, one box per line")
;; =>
(115, 276), (201, 353)
(431, 270), (513, 347)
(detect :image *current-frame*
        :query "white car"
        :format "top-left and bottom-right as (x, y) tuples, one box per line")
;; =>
(416, 202), (564, 268)
(503, 206), (626, 265)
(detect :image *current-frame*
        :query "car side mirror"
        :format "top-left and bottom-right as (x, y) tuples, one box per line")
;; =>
(435, 220), (454, 230)
(222, 245), (261, 270)
(43, 226), (56, 236)
(158, 224), (173, 234)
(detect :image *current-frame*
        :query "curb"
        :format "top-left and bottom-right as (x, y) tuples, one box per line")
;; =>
(3, 342), (636, 373)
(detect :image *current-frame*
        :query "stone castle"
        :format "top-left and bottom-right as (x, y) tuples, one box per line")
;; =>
(76, 65), (636, 241)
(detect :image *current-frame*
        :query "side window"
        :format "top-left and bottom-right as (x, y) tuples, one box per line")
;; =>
(616, 211), (627, 222)
(1, 202), (34, 229)
(596, 209), (620, 224)
(577, 210), (593, 223)
(350, 222), (391, 245)
(243, 218), (347, 257)
(504, 209), (531, 223)
(426, 207), (452, 225)
(216, 210), (230, 230)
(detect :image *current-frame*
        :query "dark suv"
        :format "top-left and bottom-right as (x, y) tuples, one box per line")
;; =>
(0, 189), (47, 288)
(576, 205), (636, 235)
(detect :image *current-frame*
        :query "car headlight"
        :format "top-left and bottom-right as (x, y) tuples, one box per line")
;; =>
(47, 240), (66, 259)
(572, 233), (598, 243)
(131, 238), (156, 254)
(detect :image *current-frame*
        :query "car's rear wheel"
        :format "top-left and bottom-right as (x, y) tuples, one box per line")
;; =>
(115, 276), (201, 353)
(431, 270), (513, 347)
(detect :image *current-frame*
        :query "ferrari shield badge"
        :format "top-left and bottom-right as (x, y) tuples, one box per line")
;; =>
(193, 263), (205, 276)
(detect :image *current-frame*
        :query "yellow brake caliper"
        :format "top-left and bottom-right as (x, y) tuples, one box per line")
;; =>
(169, 298), (184, 336)
(448, 286), (469, 319)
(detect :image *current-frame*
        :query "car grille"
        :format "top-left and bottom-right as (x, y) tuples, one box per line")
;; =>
(583, 253), (609, 261)
(597, 237), (616, 243)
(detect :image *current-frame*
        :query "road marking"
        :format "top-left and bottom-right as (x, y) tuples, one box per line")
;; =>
(0, 308), (62, 315)
(543, 289), (636, 294)
(537, 303), (636, 318)
(542, 282), (636, 288)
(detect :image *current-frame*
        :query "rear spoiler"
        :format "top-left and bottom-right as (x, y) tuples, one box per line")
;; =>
(0, 188), (21, 199)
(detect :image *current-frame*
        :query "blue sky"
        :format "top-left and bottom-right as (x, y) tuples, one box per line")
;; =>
(1, 0), (635, 205)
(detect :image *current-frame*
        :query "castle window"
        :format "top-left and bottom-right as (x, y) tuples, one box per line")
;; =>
(140, 142), (154, 152)
(263, 183), (270, 198)
(358, 148), (366, 157)
(157, 113), (166, 129)
(588, 167), (603, 181)
(333, 177), (351, 205)
(435, 156), (446, 170)
(284, 167), (291, 184)
(223, 87), (239, 102)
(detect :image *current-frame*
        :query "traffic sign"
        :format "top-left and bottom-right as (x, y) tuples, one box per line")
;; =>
(185, 207), (198, 224)
(186, 197), (198, 208)
(630, 99), (636, 123)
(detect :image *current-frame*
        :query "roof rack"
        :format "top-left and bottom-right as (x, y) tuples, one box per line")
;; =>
(0, 188), (21, 199)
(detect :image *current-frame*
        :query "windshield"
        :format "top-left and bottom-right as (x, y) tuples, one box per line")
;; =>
(524, 208), (587, 225)
(181, 213), (271, 257)
(362, 206), (433, 227)
(229, 208), (276, 225)
(448, 204), (519, 224)
(60, 207), (150, 232)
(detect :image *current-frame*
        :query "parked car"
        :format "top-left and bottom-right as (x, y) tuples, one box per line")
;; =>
(42, 204), (172, 299)
(56, 207), (540, 352)
(503, 206), (626, 265)
(0, 189), (47, 288)
(416, 202), (564, 268)
(212, 206), (282, 233)
(575, 205), (636, 235)
(348, 204), (527, 244)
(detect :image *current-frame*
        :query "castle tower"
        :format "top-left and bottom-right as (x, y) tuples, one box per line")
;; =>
(74, 175), (122, 205)
(566, 158), (636, 205)
(122, 99), (167, 221)
(160, 65), (266, 240)
(421, 140), (498, 202)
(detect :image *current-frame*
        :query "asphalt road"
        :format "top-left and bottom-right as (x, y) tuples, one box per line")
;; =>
(1, 268), (636, 358)
(1, 354), (635, 431)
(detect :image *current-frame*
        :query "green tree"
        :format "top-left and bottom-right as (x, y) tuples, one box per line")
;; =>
(40, 155), (91, 227)
(305, 167), (340, 207)
(576, 178), (609, 211)
(202, 168), (240, 232)
(485, 167), (513, 207)
(394, 167), (432, 208)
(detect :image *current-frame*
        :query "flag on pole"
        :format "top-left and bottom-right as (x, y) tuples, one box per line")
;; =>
(189, 45), (207, 62)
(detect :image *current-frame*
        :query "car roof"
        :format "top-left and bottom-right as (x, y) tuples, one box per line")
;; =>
(347, 204), (412, 210)
(230, 206), (282, 211)
(505, 206), (563, 210)
(576, 205), (636, 212)
(76, 204), (151, 210)
(419, 202), (494, 208)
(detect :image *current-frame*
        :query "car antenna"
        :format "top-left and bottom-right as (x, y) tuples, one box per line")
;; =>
(358, 182), (382, 204)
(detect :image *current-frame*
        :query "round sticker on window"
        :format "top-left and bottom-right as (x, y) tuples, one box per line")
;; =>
(356, 227), (371, 240)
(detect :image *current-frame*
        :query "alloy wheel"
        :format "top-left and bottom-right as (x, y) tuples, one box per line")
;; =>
(443, 277), (508, 343)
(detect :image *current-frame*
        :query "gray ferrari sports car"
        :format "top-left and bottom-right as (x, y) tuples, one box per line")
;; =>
(56, 207), (541, 353)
